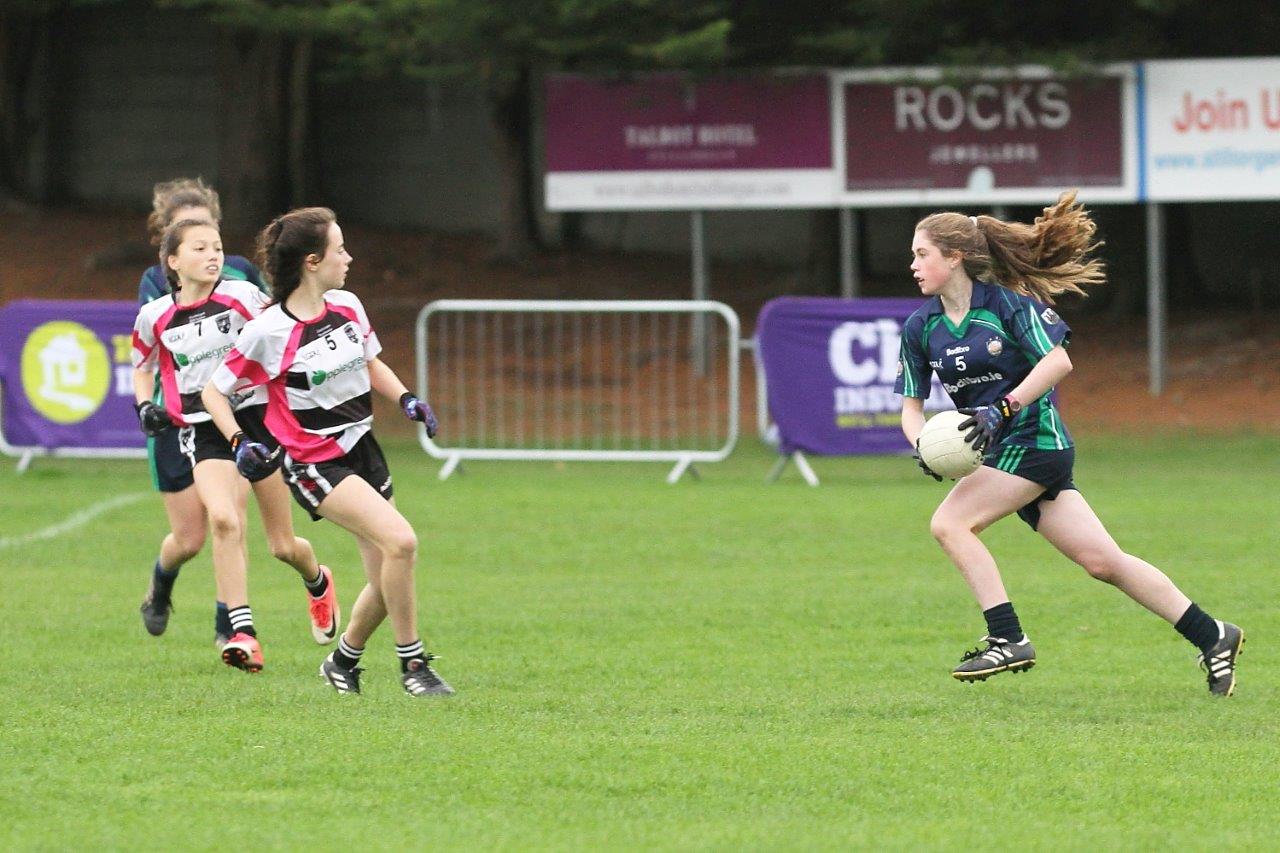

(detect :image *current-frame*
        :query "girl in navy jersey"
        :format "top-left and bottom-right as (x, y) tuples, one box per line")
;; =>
(132, 219), (340, 673)
(204, 208), (452, 698)
(136, 178), (267, 646)
(895, 190), (1242, 695)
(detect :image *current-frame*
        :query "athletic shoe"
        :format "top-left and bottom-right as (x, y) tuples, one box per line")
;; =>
(401, 655), (454, 697)
(952, 635), (1036, 682)
(214, 632), (230, 651)
(139, 585), (173, 636)
(221, 632), (264, 673)
(319, 652), (363, 695)
(1198, 621), (1244, 697)
(307, 565), (340, 645)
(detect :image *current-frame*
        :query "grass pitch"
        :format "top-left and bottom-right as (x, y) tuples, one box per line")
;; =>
(1, 433), (1277, 849)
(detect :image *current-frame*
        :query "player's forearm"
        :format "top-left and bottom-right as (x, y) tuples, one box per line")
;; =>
(133, 368), (156, 406)
(1009, 345), (1072, 407)
(367, 357), (410, 403)
(200, 382), (242, 443)
(901, 397), (926, 446)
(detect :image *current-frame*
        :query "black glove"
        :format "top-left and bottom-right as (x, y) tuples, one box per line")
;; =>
(957, 397), (1015, 453)
(135, 401), (174, 436)
(399, 392), (438, 439)
(913, 439), (943, 482)
(231, 431), (276, 479)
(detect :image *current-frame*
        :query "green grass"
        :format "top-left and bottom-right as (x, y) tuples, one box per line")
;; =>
(1, 432), (1278, 849)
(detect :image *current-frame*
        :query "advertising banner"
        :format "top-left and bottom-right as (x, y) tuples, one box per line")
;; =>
(838, 66), (1139, 206)
(1142, 58), (1280, 201)
(756, 297), (950, 456)
(545, 72), (837, 210)
(0, 300), (144, 453)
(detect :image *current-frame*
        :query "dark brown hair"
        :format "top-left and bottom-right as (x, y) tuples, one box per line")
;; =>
(159, 219), (222, 289)
(148, 177), (221, 245)
(255, 207), (336, 304)
(915, 189), (1105, 305)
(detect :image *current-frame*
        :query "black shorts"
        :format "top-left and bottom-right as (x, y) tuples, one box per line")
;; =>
(983, 444), (1078, 531)
(149, 427), (194, 493)
(281, 432), (394, 521)
(177, 405), (281, 483)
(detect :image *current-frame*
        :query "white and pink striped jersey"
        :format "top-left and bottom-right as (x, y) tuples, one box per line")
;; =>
(131, 279), (269, 425)
(211, 290), (382, 463)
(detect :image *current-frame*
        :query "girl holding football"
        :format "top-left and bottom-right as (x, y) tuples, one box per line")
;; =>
(203, 207), (452, 698)
(132, 218), (340, 673)
(895, 190), (1242, 695)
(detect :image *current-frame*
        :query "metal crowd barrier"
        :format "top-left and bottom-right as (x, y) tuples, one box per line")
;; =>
(414, 300), (740, 483)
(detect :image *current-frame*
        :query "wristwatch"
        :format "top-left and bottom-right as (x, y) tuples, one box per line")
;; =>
(1002, 394), (1023, 414)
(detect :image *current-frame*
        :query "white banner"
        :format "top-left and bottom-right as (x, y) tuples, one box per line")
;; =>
(545, 169), (838, 211)
(1143, 58), (1280, 201)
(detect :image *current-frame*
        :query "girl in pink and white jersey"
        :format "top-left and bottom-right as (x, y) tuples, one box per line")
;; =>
(204, 208), (451, 698)
(132, 219), (340, 673)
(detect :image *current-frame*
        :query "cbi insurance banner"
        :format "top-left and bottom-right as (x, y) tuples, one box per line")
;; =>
(756, 297), (950, 456)
(837, 66), (1140, 205)
(1142, 58), (1280, 201)
(0, 300), (144, 451)
(544, 72), (838, 210)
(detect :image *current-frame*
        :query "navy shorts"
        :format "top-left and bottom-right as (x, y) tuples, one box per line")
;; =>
(177, 405), (281, 483)
(984, 444), (1077, 531)
(149, 426), (194, 493)
(281, 432), (394, 521)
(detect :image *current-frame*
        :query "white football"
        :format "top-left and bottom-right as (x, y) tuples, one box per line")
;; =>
(917, 410), (983, 479)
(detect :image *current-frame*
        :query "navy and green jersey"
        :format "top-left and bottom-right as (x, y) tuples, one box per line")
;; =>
(894, 280), (1073, 451)
(137, 256), (265, 307)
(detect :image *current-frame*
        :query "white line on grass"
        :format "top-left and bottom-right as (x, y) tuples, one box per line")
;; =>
(0, 492), (149, 549)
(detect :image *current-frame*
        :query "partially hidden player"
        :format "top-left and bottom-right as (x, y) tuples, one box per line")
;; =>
(203, 207), (453, 698)
(896, 190), (1243, 696)
(132, 218), (340, 672)
(136, 177), (266, 647)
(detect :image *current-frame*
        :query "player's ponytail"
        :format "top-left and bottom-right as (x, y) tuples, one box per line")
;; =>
(255, 207), (335, 304)
(915, 189), (1105, 305)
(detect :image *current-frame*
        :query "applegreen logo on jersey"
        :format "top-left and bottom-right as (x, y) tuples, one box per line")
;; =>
(311, 369), (328, 386)
(19, 321), (110, 424)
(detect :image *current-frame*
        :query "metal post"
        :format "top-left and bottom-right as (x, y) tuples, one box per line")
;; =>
(1146, 203), (1166, 396)
(691, 210), (709, 375)
(839, 207), (860, 299)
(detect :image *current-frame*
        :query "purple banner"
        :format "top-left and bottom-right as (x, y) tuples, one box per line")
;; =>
(0, 300), (144, 450)
(757, 297), (950, 456)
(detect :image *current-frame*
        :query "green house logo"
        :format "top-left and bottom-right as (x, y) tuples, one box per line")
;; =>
(311, 369), (328, 386)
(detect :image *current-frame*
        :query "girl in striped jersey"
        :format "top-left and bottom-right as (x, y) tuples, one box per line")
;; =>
(132, 219), (340, 674)
(203, 208), (452, 698)
(896, 191), (1242, 695)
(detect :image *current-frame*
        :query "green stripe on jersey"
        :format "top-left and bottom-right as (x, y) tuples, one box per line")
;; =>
(1037, 400), (1069, 450)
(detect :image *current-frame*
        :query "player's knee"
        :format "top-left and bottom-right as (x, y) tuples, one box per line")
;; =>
(1079, 550), (1122, 584)
(382, 528), (418, 562)
(173, 531), (205, 561)
(929, 512), (962, 546)
(207, 509), (242, 541)
(267, 537), (295, 563)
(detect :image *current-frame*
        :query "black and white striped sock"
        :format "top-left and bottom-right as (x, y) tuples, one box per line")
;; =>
(333, 635), (364, 670)
(396, 639), (425, 673)
(304, 566), (329, 597)
(228, 605), (256, 638)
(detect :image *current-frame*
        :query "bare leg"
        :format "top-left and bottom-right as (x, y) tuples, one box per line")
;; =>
(1035, 490), (1192, 623)
(342, 534), (390, 648)
(929, 466), (1046, 610)
(317, 481), (420, 645)
(251, 471), (320, 582)
(158, 485), (207, 570)
(192, 459), (251, 608)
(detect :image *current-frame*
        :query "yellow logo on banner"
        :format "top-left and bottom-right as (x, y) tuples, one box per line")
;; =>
(20, 321), (110, 424)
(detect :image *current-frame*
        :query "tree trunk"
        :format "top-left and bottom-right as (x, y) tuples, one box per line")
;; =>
(804, 208), (840, 294)
(215, 28), (288, 235)
(487, 66), (540, 261)
(0, 10), (55, 205)
(286, 35), (314, 207)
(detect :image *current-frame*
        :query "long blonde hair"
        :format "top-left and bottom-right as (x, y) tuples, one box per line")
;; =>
(915, 190), (1105, 305)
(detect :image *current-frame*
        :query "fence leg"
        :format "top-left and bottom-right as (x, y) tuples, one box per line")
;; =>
(766, 451), (819, 486)
(16, 450), (35, 474)
(666, 456), (696, 484)
(438, 454), (464, 481)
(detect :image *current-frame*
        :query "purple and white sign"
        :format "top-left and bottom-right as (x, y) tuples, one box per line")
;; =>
(838, 66), (1139, 206)
(545, 72), (837, 210)
(756, 297), (950, 456)
(0, 300), (144, 452)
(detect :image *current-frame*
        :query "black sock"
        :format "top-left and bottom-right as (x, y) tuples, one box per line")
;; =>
(334, 635), (364, 670)
(228, 605), (256, 638)
(983, 601), (1025, 643)
(304, 567), (329, 597)
(215, 602), (233, 638)
(1175, 602), (1220, 654)
(152, 560), (180, 598)
(396, 639), (425, 673)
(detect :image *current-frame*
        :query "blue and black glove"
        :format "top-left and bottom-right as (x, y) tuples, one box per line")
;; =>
(913, 439), (943, 482)
(400, 392), (438, 439)
(135, 400), (174, 436)
(231, 431), (276, 480)
(956, 397), (1016, 453)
